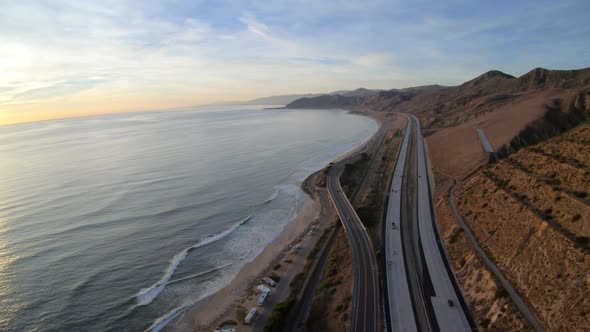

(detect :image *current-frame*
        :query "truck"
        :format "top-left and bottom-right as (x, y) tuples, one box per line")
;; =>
(244, 307), (257, 324)
(258, 291), (269, 305)
(262, 276), (277, 287)
(256, 284), (271, 294)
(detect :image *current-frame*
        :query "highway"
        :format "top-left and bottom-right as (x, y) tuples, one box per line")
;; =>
(414, 115), (471, 331)
(384, 116), (419, 331)
(384, 114), (473, 332)
(327, 174), (378, 332)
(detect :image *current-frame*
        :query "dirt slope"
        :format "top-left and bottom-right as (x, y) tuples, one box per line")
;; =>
(453, 122), (590, 331)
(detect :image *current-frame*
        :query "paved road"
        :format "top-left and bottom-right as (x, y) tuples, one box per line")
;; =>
(384, 114), (473, 332)
(384, 116), (419, 332)
(327, 175), (378, 332)
(412, 115), (472, 331)
(476, 128), (494, 153)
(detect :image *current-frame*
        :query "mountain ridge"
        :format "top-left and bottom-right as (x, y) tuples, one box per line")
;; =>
(284, 67), (590, 128)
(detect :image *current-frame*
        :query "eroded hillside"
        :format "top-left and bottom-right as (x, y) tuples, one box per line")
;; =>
(454, 122), (590, 331)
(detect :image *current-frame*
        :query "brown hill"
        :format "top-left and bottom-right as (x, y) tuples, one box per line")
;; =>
(285, 94), (363, 109)
(286, 67), (590, 178)
(392, 67), (590, 128)
(451, 122), (590, 331)
(286, 67), (590, 129)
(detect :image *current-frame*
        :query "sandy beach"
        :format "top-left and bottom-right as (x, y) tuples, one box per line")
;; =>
(167, 194), (321, 331)
(165, 112), (381, 332)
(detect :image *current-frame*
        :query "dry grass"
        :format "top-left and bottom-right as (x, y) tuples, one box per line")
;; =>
(435, 177), (532, 331)
(453, 122), (590, 331)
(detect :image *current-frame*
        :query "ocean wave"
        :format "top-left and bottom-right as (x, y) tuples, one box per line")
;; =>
(167, 258), (239, 285)
(264, 191), (279, 204)
(145, 305), (188, 332)
(135, 215), (251, 306)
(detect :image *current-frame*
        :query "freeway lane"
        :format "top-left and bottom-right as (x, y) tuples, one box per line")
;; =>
(327, 175), (378, 332)
(384, 116), (419, 332)
(413, 115), (472, 331)
(384, 114), (473, 332)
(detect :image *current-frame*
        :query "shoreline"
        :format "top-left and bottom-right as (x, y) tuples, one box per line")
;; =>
(165, 109), (381, 332)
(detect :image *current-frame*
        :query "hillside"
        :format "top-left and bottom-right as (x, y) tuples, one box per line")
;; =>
(207, 93), (324, 106)
(207, 88), (381, 107)
(451, 121), (590, 331)
(286, 67), (590, 331)
(285, 94), (364, 109)
(285, 67), (590, 129)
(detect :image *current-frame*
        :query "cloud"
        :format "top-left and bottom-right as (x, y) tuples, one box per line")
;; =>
(1, 0), (589, 124)
(353, 53), (394, 67)
(239, 12), (272, 40)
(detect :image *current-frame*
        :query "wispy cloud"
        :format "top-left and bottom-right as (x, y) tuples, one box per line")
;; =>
(0, 0), (589, 124)
(353, 53), (394, 67)
(240, 13), (272, 40)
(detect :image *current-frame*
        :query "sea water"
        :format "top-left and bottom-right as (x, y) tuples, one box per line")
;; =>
(0, 106), (377, 331)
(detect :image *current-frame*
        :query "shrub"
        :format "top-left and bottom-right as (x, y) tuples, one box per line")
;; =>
(497, 179), (510, 188)
(459, 258), (466, 268)
(573, 214), (582, 222)
(263, 295), (296, 332)
(575, 236), (589, 246)
(449, 228), (464, 244)
(375, 250), (381, 261)
(494, 287), (508, 299)
(289, 272), (306, 292)
(273, 264), (281, 270)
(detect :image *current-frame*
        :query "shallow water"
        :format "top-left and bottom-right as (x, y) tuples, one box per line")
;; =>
(0, 106), (377, 331)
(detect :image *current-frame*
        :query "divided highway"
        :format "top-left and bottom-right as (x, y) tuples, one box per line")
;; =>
(384, 114), (473, 332)
(327, 175), (378, 332)
(325, 113), (472, 332)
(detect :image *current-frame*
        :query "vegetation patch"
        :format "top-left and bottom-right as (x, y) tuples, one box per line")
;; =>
(263, 295), (296, 332)
(449, 227), (465, 244)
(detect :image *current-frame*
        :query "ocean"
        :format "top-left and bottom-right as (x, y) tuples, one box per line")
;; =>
(0, 106), (377, 331)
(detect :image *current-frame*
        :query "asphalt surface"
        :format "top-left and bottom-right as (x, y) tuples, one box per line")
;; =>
(413, 115), (472, 331)
(476, 128), (494, 153)
(384, 116), (419, 332)
(384, 114), (473, 332)
(327, 175), (378, 332)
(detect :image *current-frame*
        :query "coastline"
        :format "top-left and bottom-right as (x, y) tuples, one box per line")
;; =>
(165, 110), (381, 332)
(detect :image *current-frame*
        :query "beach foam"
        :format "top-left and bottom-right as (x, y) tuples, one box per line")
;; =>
(136, 216), (251, 306)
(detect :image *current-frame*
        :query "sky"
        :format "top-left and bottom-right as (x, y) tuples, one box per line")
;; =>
(1, 0), (589, 125)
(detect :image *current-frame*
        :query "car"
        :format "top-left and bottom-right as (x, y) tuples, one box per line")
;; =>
(448, 300), (454, 307)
